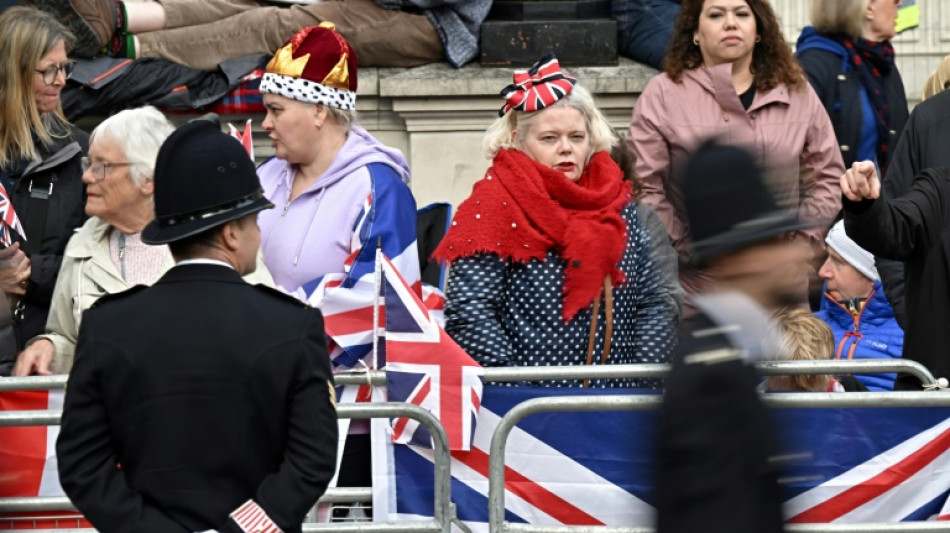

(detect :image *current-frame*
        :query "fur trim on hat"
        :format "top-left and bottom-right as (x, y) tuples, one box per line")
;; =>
(260, 72), (356, 111)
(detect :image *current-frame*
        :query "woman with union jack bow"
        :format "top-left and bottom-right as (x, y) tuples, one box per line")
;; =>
(436, 55), (678, 388)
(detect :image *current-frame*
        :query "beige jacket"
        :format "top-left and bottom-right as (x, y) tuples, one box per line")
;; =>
(39, 217), (275, 374)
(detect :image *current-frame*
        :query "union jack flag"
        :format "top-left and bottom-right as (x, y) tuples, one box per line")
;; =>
(377, 387), (950, 530)
(381, 253), (483, 452)
(499, 54), (577, 116)
(0, 182), (25, 247)
(305, 173), (420, 371)
(228, 119), (255, 161)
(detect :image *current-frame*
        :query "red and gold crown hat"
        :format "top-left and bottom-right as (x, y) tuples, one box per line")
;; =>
(260, 22), (358, 111)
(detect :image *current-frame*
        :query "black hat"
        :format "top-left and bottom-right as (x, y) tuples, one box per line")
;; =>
(142, 121), (274, 245)
(683, 140), (813, 265)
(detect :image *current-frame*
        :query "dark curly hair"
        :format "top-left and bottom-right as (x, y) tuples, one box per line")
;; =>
(663, 0), (805, 92)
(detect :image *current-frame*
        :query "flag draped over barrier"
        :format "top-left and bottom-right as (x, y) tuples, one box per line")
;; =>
(378, 385), (950, 531)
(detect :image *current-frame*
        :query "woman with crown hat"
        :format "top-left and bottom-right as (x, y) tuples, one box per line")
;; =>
(434, 55), (678, 388)
(255, 23), (419, 506)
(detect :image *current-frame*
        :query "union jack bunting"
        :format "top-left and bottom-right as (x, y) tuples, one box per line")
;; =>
(0, 182), (25, 247)
(499, 54), (577, 116)
(381, 253), (483, 452)
(377, 386), (950, 531)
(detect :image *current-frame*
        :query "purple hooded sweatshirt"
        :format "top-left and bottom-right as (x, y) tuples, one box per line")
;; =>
(257, 126), (415, 296)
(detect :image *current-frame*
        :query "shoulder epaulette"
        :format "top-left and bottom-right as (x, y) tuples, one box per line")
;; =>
(253, 284), (311, 308)
(89, 285), (149, 309)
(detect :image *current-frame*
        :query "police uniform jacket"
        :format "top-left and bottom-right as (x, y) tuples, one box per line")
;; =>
(56, 263), (338, 533)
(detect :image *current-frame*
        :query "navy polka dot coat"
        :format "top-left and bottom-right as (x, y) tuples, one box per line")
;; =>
(444, 203), (677, 388)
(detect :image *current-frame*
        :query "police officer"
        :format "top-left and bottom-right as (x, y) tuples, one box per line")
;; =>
(57, 121), (338, 533)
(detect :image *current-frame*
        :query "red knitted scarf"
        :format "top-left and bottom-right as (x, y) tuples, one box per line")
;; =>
(434, 149), (631, 321)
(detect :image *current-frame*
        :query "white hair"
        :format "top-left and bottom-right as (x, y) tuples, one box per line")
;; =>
(90, 105), (175, 187)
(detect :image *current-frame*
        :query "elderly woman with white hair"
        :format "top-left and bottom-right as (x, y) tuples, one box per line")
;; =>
(12, 106), (272, 376)
(435, 55), (677, 388)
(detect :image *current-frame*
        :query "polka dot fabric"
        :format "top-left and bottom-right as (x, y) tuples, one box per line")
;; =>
(444, 203), (677, 388)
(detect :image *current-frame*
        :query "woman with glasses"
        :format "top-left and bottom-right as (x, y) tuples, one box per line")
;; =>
(0, 7), (89, 375)
(12, 106), (273, 376)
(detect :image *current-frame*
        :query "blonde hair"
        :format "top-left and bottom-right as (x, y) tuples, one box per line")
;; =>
(323, 104), (358, 131)
(765, 309), (836, 392)
(482, 84), (617, 159)
(0, 7), (75, 169)
(810, 0), (870, 39)
(922, 54), (950, 101)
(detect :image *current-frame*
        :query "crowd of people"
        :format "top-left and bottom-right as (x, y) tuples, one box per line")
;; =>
(1, 0), (948, 530)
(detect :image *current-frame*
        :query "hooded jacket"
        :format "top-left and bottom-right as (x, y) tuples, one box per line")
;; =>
(795, 26), (908, 171)
(629, 63), (843, 295)
(257, 126), (416, 297)
(630, 63), (842, 255)
(815, 280), (904, 391)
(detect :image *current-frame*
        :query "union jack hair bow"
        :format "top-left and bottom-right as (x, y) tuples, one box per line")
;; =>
(499, 53), (577, 117)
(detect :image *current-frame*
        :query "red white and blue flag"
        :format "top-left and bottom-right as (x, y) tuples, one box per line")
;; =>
(0, 182), (25, 247)
(304, 172), (420, 371)
(380, 253), (482, 452)
(376, 386), (950, 530)
(228, 119), (255, 161)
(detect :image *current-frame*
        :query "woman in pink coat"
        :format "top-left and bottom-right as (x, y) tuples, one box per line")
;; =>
(629, 0), (844, 308)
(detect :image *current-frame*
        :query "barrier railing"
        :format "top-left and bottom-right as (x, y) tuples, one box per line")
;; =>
(0, 358), (944, 533)
(0, 358), (937, 393)
(0, 403), (452, 533)
(488, 392), (950, 533)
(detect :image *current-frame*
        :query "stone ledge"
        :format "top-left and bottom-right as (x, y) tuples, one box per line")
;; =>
(374, 57), (658, 97)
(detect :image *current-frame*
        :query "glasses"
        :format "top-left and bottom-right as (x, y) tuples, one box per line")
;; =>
(34, 60), (77, 85)
(81, 157), (137, 183)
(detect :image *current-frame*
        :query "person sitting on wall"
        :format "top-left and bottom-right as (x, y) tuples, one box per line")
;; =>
(29, 0), (490, 70)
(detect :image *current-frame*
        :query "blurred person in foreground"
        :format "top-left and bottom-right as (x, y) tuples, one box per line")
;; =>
(840, 159), (950, 390)
(436, 54), (677, 389)
(629, 0), (843, 311)
(11, 106), (273, 377)
(814, 220), (902, 391)
(656, 140), (813, 533)
(0, 7), (88, 373)
(56, 121), (337, 533)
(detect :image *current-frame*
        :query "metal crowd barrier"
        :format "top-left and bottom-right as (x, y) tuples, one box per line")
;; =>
(488, 392), (950, 533)
(0, 402), (452, 533)
(0, 358), (944, 533)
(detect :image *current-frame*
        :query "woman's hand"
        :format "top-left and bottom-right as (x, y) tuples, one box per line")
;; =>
(13, 338), (54, 376)
(0, 242), (31, 295)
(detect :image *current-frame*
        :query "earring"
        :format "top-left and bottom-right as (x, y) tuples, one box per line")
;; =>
(693, 37), (699, 46)
(755, 35), (761, 43)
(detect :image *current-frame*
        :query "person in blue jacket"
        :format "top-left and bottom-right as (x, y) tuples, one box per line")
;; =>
(815, 220), (903, 391)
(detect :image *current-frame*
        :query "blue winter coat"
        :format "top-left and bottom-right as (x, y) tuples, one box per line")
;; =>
(815, 280), (904, 391)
